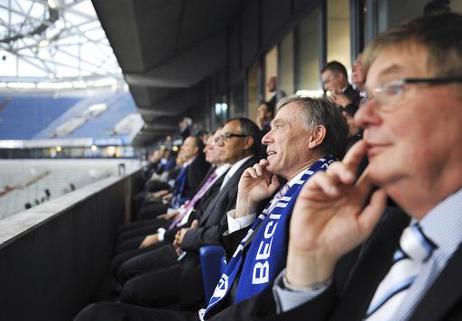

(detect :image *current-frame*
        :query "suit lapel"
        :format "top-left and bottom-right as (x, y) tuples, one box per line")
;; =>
(198, 156), (257, 225)
(409, 244), (462, 321)
(332, 207), (410, 321)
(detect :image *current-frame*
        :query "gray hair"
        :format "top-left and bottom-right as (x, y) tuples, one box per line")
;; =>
(276, 95), (349, 159)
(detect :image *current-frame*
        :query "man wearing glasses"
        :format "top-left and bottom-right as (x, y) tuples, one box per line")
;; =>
(213, 12), (462, 321)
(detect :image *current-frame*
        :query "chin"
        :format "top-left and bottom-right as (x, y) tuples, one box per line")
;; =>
(366, 160), (396, 186)
(266, 161), (277, 173)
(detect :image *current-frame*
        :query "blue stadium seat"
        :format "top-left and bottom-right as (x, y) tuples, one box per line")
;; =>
(0, 95), (79, 139)
(199, 245), (227, 303)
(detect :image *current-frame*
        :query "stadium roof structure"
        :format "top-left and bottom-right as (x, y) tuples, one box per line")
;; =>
(0, 0), (123, 90)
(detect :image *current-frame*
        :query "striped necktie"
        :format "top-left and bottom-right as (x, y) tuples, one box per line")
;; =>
(364, 223), (436, 321)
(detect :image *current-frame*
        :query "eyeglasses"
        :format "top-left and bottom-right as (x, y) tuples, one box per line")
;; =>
(363, 76), (462, 111)
(214, 132), (248, 145)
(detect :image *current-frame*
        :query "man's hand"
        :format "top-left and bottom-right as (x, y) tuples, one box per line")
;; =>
(139, 233), (159, 249)
(330, 92), (352, 108)
(158, 210), (180, 221)
(162, 193), (173, 203)
(235, 159), (280, 217)
(173, 219), (199, 248)
(152, 190), (169, 198)
(285, 140), (387, 288)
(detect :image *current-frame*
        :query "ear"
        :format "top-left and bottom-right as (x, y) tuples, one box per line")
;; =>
(242, 136), (255, 151)
(308, 125), (326, 149)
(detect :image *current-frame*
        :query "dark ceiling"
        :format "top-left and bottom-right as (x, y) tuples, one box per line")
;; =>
(92, 0), (246, 145)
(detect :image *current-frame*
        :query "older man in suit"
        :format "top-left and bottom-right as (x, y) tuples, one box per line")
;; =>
(207, 12), (462, 321)
(74, 96), (349, 321)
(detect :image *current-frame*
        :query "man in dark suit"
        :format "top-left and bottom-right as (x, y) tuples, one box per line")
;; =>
(321, 60), (361, 117)
(137, 136), (210, 220)
(73, 97), (349, 321)
(212, 12), (462, 321)
(116, 118), (262, 308)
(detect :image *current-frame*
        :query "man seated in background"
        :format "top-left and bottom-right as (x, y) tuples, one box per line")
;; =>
(255, 100), (273, 135)
(321, 60), (361, 117)
(265, 76), (286, 114)
(136, 136), (210, 220)
(74, 95), (349, 321)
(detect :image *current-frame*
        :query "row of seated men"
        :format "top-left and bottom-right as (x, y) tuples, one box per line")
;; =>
(133, 137), (210, 222)
(75, 11), (462, 321)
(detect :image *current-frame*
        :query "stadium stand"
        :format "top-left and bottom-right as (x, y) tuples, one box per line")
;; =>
(34, 90), (141, 141)
(0, 94), (79, 139)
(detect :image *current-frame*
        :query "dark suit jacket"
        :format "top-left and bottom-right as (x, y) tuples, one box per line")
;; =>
(184, 152), (211, 200)
(342, 84), (361, 116)
(179, 155), (259, 308)
(164, 171), (226, 244)
(209, 207), (462, 321)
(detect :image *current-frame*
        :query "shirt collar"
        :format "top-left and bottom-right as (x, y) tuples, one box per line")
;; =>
(225, 155), (253, 179)
(418, 187), (462, 257)
(183, 156), (196, 167)
(215, 163), (231, 177)
(286, 168), (307, 188)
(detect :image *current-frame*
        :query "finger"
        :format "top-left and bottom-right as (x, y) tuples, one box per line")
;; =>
(357, 188), (387, 238)
(342, 140), (368, 174)
(253, 163), (264, 176)
(191, 219), (199, 229)
(310, 171), (342, 197)
(268, 175), (281, 195)
(245, 167), (258, 179)
(259, 159), (269, 167)
(354, 168), (375, 202)
(326, 162), (356, 185)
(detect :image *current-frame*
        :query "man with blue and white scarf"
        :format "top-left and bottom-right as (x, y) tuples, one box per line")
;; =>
(73, 95), (349, 321)
(200, 95), (348, 319)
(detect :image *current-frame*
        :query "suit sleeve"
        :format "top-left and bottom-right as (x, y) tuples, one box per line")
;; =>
(219, 198), (270, 260)
(220, 224), (250, 261)
(181, 190), (237, 251)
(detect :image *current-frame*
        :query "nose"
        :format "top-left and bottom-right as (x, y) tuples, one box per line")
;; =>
(354, 99), (382, 129)
(261, 129), (273, 145)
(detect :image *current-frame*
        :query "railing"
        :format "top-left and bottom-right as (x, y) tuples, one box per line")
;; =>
(0, 168), (141, 321)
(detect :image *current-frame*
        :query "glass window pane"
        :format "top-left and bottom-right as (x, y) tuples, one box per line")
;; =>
(265, 46), (278, 101)
(247, 63), (259, 123)
(376, 0), (462, 33)
(296, 7), (321, 91)
(279, 32), (294, 96)
(230, 83), (245, 117)
(327, 0), (351, 69)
